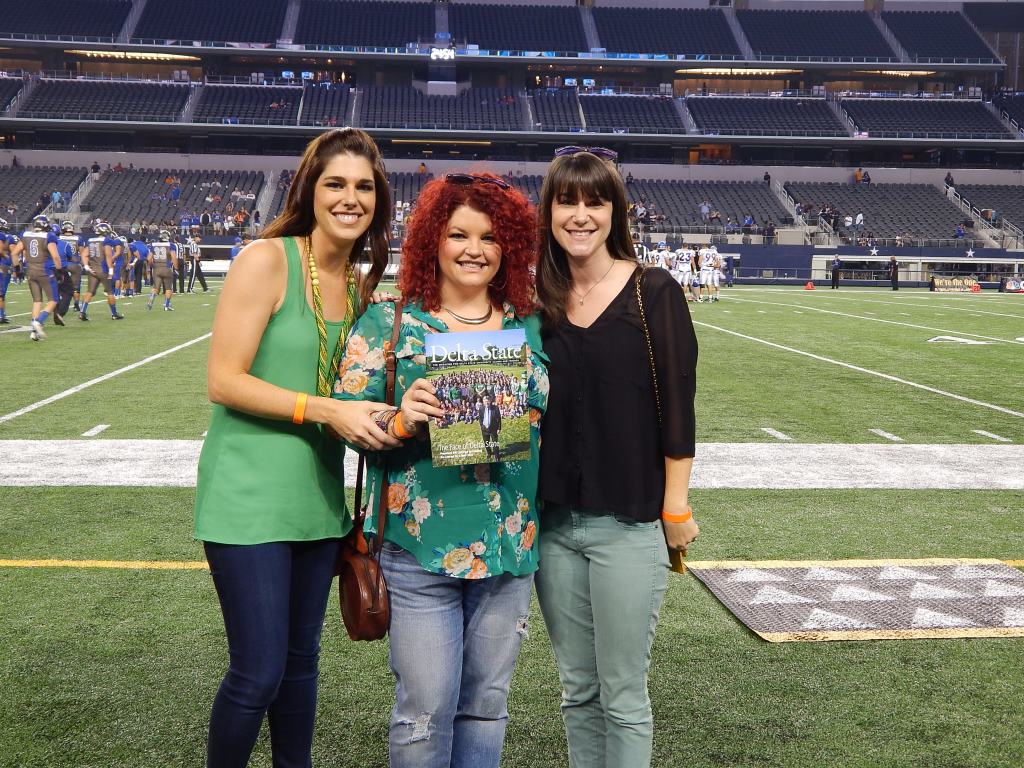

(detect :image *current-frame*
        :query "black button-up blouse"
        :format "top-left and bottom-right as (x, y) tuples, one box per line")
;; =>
(538, 267), (698, 522)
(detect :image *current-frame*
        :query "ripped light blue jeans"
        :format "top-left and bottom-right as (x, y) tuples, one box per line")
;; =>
(381, 542), (534, 768)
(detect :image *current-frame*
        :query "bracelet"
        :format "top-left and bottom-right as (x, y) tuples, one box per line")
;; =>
(662, 505), (693, 524)
(292, 392), (308, 425)
(372, 408), (399, 434)
(393, 411), (415, 439)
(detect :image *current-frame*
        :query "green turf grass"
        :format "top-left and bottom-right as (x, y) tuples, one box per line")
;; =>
(2, 487), (1022, 767)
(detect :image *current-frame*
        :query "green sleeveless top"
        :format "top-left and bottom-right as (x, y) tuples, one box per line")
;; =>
(194, 237), (352, 544)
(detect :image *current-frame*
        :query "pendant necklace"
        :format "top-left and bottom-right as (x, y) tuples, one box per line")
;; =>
(571, 258), (616, 305)
(443, 304), (493, 325)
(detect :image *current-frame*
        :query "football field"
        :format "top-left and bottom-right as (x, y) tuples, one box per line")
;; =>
(1, 281), (1023, 767)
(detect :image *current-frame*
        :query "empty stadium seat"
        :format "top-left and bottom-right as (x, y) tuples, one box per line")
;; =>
(294, 0), (433, 47)
(687, 97), (847, 137)
(841, 99), (1012, 139)
(0, 0), (130, 38)
(784, 181), (967, 240)
(882, 11), (998, 62)
(19, 80), (190, 122)
(954, 185), (1024, 228)
(532, 89), (583, 132)
(579, 95), (683, 134)
(626, 180), (788, 230)
(358, 86), (521, 131)
(738, 10), (896, 61)
(193, 85), (301, 125)
(592, 7), (740, 58)
(0, 166), (88, 224)
(300, 83), (353, 126)
(0, 78), (24, 112)
(133, 0), (286, 43)
(450, 4), (587, 53)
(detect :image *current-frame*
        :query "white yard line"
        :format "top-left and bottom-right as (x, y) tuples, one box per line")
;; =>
(761, 427), (793, 441)
(2, 440), (1023, 489)
(973, 430), (1012, 443)
(800, 294), (1024, 321)
(693, 320), (1024, 419)
(723, 296), (1024, 345)
(0, 333), (212, 424)
(81, 424), (110, 437)
(870, 428), (903, 443)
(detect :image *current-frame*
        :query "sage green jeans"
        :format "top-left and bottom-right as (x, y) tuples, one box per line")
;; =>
(535, 503), (669, 768)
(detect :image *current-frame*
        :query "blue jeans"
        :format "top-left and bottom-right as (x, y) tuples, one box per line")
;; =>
(204, 539), (340, 768)
(535, 505), (669, 768)
(381, 543), (534, 768)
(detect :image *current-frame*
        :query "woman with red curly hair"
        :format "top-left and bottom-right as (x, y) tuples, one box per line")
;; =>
(335, 172), (548, 768)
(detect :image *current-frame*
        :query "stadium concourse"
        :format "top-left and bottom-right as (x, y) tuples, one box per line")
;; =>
(1, 0), (1024, 765)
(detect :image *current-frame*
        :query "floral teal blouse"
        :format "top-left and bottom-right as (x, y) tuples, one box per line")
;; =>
(334, 300), (549, 579)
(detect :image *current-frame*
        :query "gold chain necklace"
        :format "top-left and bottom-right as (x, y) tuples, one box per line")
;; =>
(305, 236), (356, 397)
(571, 258), (617, 306)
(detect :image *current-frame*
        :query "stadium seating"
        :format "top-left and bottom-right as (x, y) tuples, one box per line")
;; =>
(78, 168), (264, 231)
(0, 0), (131, 39)
(625, 180), (788, 230)
(358, 86), (521, 130)
(953, 185), (1024, 227)
(784, 182), (966, 240)
(994, 94), (1024, 128)
(449, 4), (587, 53)
(300, 83), (353, 126)
(840, 99), (1012, 139)
(738, 10), (896, 61)
(133, 0), (286, 44)
(578, 95), (683, 134)
(294, 0), (433, 47)
(266, 169), (294, 222)
(531, 89), (583, 132)
(965, 2), (1024, 33)
(686, 97), (847, 137)
(389, 172), (432, 210)
(0, 166), (88, 225)
(591, 7), (740, 59)
(0, 78), (24, 112)
(18, 80), (190, 122)
(881, 11), (997, 63)
(193, 86), (302, 125)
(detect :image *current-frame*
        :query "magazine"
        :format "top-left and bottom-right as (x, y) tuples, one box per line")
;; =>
(424, 329), (531, 467)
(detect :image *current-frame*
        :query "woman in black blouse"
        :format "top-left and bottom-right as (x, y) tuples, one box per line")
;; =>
(534, 149), (699, 768)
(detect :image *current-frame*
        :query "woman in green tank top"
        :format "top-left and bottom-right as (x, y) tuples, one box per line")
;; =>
(193, 129), (401, 768)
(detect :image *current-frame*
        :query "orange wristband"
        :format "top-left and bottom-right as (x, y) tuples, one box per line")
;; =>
(292, 392), (308, 425)
(393, 411), (414, 439)
(662, 505), (693, 524)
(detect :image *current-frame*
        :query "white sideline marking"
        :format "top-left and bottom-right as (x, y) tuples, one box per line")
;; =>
(0, 333), (212, 424)
(3, 440), (1024, 490)
(870, 429), (903, 443)
(761, 427), (793, 441)
(693, 320), (1024, 419)
(724, 296), (1024, 345)
(81, 424), (110, 437)
(973, 430), (1011, 443)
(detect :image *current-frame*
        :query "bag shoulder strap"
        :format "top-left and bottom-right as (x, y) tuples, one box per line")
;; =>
(634, 268), (661, 425)
(370, 299), (406, 555)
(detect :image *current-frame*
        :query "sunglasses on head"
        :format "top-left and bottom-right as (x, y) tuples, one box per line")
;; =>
(444, 173), (511, 190)
(554, 146), (619, 161)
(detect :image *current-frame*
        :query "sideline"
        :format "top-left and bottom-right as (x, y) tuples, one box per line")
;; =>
(693, 320), (1024, 419)
(2, 439), (1023, 489)
(0, 333), (212, 424)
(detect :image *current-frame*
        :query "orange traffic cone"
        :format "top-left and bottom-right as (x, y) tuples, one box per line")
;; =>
(804, 281), (815, 290)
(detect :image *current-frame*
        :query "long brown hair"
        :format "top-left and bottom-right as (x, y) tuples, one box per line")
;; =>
(536, 151), (635, 327)
(262, 128), (391, 312)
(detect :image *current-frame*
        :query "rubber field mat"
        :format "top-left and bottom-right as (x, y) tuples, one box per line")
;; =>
(686, 558), (1024, 642)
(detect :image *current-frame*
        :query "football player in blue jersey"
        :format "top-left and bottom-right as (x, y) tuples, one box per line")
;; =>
(0, 217), (14, 323)
(147, 230), (178, 312)
(56, 220), (84, 318)
(229, 235), (243, 264)
(128, 236), (149, 297)
(11, 214), (64, 340)
(108, 231), (127, 298)
(79, 220), (124, 321)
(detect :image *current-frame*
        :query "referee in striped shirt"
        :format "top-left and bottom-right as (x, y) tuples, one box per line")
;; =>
(186, 235), (208, 293)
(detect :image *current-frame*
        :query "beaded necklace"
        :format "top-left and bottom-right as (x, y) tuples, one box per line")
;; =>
(305, 236), (357, 397)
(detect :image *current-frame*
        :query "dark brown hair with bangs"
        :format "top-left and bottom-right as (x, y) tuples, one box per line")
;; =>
(536, 151), (635, 326)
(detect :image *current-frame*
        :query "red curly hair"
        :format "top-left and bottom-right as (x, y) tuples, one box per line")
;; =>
(399, 174), (538, 316)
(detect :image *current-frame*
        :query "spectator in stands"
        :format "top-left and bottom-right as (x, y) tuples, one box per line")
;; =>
(11, 155), (19, 168)
(725, 217), (740, 234)
(212, 211), (224, 235)
(843, 213), (853, 232)
(861, 170), (872, 185)
(763, 171), (771, 185)
(225, 200), (235, 215)
(709, 208), (722, 226)
(171, 184), (181, 203)
(534, 148), (698, 768)
(698, 199), (711, 223)
(764, 218), (776, 240)
(742, 213), (755, 234)
(51, 190), (62, 210)
(200, 210), (212, 229)
(91, 161), (101, 177)
(854, 168), (863, 184)
(626, 171), (635, 185)
(252, 210), (261, 233)
(855, 212), (865, 232)
(945, 171), (956, 188)
(113, 162), (124, 173)
(955, 223), (966, 239)
(195, 127), (397, 768)
(417, 161), (428, 175)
